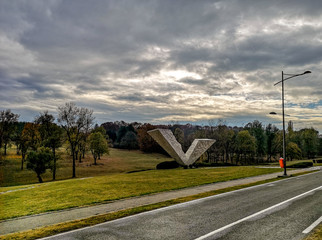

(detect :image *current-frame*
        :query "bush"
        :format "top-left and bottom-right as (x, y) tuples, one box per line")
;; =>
(195, 162), (237, 167)
(287, 161), (313, 168)
(156, 161), (180, 169)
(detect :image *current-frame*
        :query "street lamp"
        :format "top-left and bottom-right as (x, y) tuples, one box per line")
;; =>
(273, 70), (311, 176)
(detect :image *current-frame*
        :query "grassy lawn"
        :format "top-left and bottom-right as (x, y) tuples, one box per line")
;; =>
(0, 148), (169, 186)
(0, 166), (283, 220)
(0, 171), (316, 240)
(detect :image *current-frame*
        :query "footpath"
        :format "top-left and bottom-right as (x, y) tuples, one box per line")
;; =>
(1, 167), (321, 236)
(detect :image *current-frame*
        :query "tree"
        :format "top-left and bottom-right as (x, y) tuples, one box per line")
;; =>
(0, 109), (19, 155)
(11, 122), (25, 155)
(245, 120), (266, 161)
(26, 148), (53, 183)
(173, 128), (184, 146)
(20, 123), (41, 169)
(116, 126), (128, 144)
(286, 142), (301, 161)
(21, 123), (41, 151)
(211, 123), (235, 163)
(265, 124), (279, 162)
(120, 131), (139, 150)
(236, 130), (256, 164)
(300, 128), (319, 159)
(35, 111), (63, 180)
(137, 124), (164, 153)
(58, 102), (94, 178)
(89, 132), (109, 165)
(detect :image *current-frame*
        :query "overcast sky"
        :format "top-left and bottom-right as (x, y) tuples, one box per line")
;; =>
(1, 0), (321, 131)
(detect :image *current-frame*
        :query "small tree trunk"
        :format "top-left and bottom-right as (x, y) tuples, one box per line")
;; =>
(52, 148), (56, 181)
(94, 154), (97, 165)
(16, 145), (20, 155)
(37, 174), (43, 183)
(72, 150), (76, 178)
(21, 153), (25, 170)
(4, 143), (7, 155)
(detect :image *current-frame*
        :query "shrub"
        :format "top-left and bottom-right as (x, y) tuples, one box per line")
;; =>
(195, 162), (237, 167)
(156, 161), (180, 169)
(287, 161), (313, 168)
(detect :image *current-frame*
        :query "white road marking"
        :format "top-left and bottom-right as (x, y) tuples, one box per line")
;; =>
(302, 216), (322, 234)
(195, 186), (322, 240)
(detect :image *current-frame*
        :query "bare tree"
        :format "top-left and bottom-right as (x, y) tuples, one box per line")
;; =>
(57, 102), (94, 178)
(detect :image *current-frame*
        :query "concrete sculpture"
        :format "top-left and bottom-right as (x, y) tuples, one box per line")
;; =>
(148, 128), (215, 167)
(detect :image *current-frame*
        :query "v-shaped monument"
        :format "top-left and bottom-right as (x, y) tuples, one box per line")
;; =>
(148, 129), (216, 167)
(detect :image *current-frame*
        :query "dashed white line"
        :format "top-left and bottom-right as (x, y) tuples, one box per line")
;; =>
(195, 186), (322, 240)
(302, 216), (322, 234)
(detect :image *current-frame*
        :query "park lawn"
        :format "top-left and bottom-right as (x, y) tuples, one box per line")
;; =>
(0, 166), (283, 220)
(0, 148), (169, 186)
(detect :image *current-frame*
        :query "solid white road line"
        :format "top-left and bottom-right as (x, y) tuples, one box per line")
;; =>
(302, 216), (322, 234)
(195, 186), (322, 240)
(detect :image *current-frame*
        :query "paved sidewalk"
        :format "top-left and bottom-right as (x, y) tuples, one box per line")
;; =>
(0, 167), (320, 235)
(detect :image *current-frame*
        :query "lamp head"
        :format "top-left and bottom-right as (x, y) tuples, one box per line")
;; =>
(269, 112), (277, 115)
(303, 71), (311, 74)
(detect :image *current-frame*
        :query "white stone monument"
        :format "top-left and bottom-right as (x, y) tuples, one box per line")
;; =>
(148, 128), (215, 167)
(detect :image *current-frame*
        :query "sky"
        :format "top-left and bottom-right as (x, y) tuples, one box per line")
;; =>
(1, 0), (322, 132)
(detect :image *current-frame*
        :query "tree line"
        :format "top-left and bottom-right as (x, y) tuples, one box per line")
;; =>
(101, 120), (321, 165)
(1, 105), (321, 182)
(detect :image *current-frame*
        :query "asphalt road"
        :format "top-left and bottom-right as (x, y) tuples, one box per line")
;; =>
(42, 171), (322, 240)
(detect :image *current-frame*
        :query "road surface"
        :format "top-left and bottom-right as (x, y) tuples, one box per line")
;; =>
(42, 171), (322, 240)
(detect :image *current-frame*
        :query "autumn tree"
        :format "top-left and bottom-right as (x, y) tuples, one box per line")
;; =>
(20, 123), (41, 169)
(26, 148), (53, 183)
(35, 111), (63, 180)
(58, 102), (94, 178)
(89, 132), (109, 165)
(137, 123), (164, 153)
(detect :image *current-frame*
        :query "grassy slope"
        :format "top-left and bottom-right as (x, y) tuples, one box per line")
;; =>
(0, 148), (169, 186)
(0, 166), (283, 220)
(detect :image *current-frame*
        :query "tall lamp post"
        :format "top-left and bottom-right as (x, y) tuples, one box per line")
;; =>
(273, 70), (311, 176)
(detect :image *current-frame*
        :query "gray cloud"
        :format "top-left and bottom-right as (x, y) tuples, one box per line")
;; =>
(0, 0), (321, 131)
